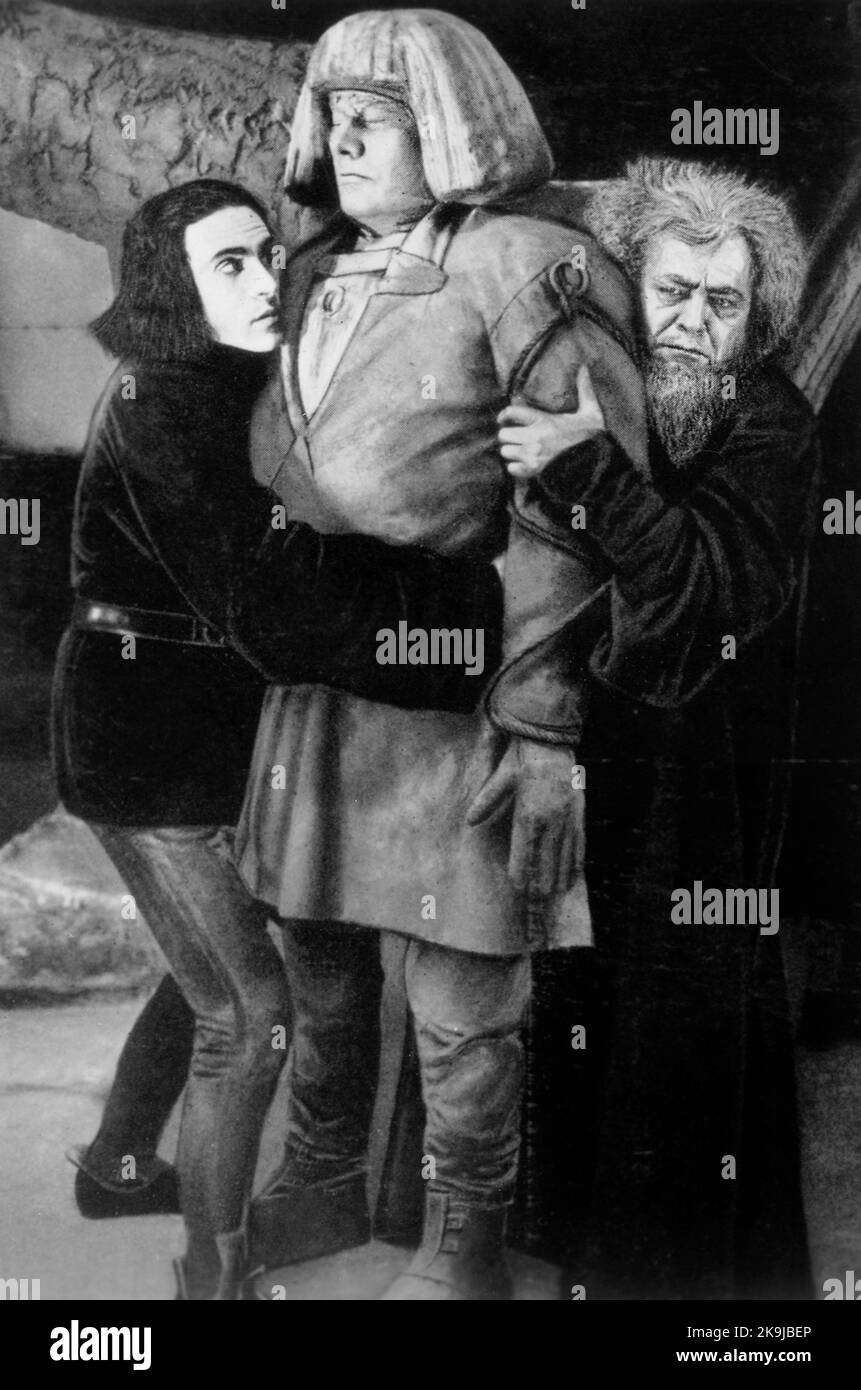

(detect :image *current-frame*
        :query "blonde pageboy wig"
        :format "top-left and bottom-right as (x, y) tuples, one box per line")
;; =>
(285, 8), (554, 206)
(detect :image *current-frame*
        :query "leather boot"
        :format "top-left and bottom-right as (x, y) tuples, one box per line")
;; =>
(174, 1226), (257, 1301)
(213, 1230), (253, 1301)
(249, 1171), (370, 1272)
(381, 1191), (514, 1300)
(67, 1145), (180, 1218)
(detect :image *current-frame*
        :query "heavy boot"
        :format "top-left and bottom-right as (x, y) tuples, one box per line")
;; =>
(174, 1227), (257, 1301)
(381, 1192), (514, 1300)
(249, 1170), (370, 1272)
(248, 922), (381, 1273)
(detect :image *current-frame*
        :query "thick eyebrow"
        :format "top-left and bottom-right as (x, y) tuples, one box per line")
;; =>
(706, 285), (745, 299)
(208, 236), (274, 266)
(655, 273), (745, 299)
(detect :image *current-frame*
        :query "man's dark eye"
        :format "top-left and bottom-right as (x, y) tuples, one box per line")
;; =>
(216, 257), (243, 275)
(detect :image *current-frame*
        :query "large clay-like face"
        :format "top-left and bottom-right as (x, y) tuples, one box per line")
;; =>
(326, 89), (433, 234)
(184, 205), (281, 353)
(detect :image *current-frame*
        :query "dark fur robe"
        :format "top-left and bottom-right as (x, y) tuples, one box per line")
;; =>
(52, 347), (501, 827)
(520, 361), (821, 1299)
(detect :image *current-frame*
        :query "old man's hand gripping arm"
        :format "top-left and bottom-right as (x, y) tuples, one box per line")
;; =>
(494, 363), (821, 706)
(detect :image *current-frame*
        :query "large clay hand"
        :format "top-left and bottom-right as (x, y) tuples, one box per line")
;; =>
(497, 363), (606, 480)
(466, 737), (585, 897)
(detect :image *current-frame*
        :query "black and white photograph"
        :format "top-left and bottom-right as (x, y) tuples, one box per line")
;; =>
(0, 0), (859, 1335)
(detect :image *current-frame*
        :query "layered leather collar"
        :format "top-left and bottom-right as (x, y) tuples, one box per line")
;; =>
(280, 204), (467, 432)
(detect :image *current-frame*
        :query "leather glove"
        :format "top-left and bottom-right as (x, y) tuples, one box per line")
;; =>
(466, 736), (585, 897)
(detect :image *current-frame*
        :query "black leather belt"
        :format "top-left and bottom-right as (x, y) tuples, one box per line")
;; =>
(72, 598), (227, 649)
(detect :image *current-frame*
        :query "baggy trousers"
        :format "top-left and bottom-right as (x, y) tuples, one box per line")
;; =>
(277, 921), (530, 1208)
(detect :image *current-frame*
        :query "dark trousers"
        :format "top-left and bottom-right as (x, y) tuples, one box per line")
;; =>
(86, 971), (193, 1179)
(92, 825), (289, 1257)
(278, 921), (530, 1208)
(88, 916), (530, 1232)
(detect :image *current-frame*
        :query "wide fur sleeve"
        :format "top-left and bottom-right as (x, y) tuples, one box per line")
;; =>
(102, 362), (503, 710)
(536, 370), (822, 707)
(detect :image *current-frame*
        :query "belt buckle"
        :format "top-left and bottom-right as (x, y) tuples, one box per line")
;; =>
(89, 603), (126, 629)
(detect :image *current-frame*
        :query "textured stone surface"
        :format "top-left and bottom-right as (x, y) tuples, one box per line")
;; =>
(0, 0), (312, 256)
(0, 808), (163, 995)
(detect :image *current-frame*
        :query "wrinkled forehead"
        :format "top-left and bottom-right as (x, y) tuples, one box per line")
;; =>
(327, 88), (415, 127)
(645, 232), (754, 292)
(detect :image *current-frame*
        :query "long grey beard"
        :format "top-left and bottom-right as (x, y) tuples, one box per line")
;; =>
(645, 356), (728, 468)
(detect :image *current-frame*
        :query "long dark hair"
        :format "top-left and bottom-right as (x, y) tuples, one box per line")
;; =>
(91, 180), (274, 364)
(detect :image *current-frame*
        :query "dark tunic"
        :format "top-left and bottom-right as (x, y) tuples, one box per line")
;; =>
(51, 346), (501, 827)
(519, 363), (821, 1299)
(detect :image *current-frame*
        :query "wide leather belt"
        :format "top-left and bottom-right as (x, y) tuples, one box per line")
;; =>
(72, 598), (227, 649)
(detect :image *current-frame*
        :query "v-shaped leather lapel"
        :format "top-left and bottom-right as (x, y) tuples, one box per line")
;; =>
(281, 205), (465, 433)
(251, 358), (295, 489)
(338, 204), (461, 351)
(375, 248), (448, 296)
(280, 217), (353, 435)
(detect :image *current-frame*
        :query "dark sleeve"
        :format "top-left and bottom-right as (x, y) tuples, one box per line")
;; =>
(105, 376), (502, 710)
(227, 522), (502, 708)
(535, 376), (821, 706)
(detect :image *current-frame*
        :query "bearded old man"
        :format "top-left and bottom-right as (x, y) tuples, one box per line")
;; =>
(499, 157), (820, 1299)
(234, 9), (647, 1300)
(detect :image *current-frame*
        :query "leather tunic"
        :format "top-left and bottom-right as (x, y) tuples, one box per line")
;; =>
(236, 203), (647, 952)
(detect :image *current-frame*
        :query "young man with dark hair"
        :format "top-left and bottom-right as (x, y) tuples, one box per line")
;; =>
(58, 176), (502, 1298)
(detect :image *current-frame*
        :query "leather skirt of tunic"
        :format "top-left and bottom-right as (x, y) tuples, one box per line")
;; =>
(235, 683), (591, 956)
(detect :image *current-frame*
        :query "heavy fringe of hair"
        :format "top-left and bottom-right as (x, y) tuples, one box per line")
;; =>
(91, 180), (272, 364)
(587, 157), (807, 357)
(285, 8), (553, 208)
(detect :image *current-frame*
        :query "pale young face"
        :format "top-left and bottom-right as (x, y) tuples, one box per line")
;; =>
(326, 89), (432, 233)
(184, 205), (280, 353)
(641, 233), (754, 369)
